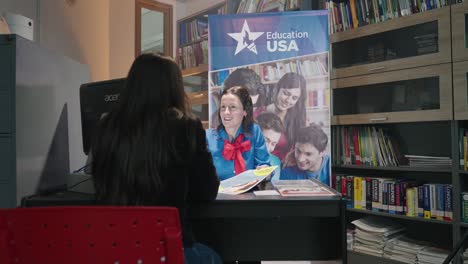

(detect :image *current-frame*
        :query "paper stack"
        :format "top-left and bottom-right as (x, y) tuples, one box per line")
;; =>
(416, 246), (451, 264)
(383, 236), (430, 264)
(404, 155), (452, 169)
(351, 216), (405, 257)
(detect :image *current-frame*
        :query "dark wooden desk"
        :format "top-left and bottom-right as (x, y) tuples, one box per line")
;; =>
(21, 192), (346, 262)
(192, 193), (346, 262)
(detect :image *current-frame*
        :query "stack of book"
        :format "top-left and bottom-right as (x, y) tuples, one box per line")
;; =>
(416, 246), (450, 264)
(347, 229), (355, 250)
(351, 216), (405, 257)
(383, 236), (429, 263)
(404, 155), (452, 169)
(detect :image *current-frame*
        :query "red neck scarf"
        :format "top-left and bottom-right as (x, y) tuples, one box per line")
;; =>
(222, 133), (251, 175)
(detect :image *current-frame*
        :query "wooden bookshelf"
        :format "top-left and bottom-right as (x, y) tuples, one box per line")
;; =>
(181, 64), (208, 77)
(187, 90), (208, 106)
(330, 4), (465, 263)
(331, 63), (453, 125)
(330, 7), (451, 79)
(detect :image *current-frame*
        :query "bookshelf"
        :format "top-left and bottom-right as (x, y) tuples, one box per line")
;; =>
(330, 2), (468, 263)
(177, 0), (324, 126)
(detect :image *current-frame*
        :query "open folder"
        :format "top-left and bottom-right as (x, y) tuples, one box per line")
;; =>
(218, 166), (277, 195)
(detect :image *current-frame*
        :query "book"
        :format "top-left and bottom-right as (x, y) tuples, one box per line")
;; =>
(218, 166), (277, 195)
(274, 179), (338, 197)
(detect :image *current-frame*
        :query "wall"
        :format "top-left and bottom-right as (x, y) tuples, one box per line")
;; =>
(179, 0), (224, 19)
(39, 0), (110, 82)
(0, 0), (39, 39)
(109, 0), (179, 79)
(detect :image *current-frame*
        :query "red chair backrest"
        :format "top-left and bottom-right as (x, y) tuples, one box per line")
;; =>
(0, 206), (184, 264)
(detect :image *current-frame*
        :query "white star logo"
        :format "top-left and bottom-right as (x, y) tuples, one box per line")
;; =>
(227, 20), (264, 55)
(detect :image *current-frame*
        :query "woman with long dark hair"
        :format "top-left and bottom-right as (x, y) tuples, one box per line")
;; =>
(91, 54), (221, 263)
(258, 72), (307, 161)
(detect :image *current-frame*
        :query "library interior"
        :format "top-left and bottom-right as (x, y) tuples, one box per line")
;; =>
(2, 0), (468, 263)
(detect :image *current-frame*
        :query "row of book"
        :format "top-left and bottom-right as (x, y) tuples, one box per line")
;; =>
(333, 175), (454, 221)
(209, 57), (328, 87)
(235, 0), (301, 13)
(178, 4), (225, 46)
(178, 19), (208, 46)
(326, 0), (452, 34)
(307, 88), (329, 109)
(331, 126), (402, 167)
(177, 40), (208, 70)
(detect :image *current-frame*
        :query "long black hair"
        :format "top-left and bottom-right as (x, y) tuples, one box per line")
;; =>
(91, 53), (193, 205)
(274, 72), (307, 146)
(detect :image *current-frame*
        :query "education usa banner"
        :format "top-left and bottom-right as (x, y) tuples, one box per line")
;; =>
(208, 11), (331, 186)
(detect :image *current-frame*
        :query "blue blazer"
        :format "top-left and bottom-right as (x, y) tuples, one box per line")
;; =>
(206, 124), (270, 181)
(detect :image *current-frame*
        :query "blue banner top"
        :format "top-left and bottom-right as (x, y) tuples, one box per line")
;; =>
(208, 10), (329, 71)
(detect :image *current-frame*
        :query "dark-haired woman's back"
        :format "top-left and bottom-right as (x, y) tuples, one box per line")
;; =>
(91, 109), (221, 263)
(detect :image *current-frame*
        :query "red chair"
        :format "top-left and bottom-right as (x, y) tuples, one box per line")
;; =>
(0, 206), (184, 264)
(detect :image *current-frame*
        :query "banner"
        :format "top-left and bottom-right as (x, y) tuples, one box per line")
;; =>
(208, 11), (331, 186)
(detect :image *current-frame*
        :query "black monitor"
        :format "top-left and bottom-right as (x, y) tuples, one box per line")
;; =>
(79, 78), (125, 155)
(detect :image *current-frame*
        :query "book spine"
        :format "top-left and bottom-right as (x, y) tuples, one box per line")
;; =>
(462, 192), (468, 223)
(417, 185), (424, 217)
(436, 184), (444, 220)
(406, 187), (416, 217)
(346, 176), (354, 208)
(443, 184), (453, 221)
(361, 177), (367, 208)
(430, 184), (437, 219)
(366, 177), (373, 210)
(395, 182), (402, 214)
(382, 181), (389, 213)
(354, 176), (362, 209)
(335, 174), (342, 193)
(423, 184), (431, 219)
(372, 178), (380, 211)
(388, 182), (396, 214)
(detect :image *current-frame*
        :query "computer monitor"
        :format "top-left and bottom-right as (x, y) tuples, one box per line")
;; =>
(79, 78), (125, 155)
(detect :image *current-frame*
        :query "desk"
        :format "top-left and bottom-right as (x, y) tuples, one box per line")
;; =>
(21, 192), (346, 263)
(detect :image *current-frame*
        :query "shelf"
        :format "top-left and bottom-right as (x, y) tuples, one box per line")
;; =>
(461, 222), (468, 228)
(348, 250), (406, 264)
(459, 170), (468, 175)
(347, 208), (453, 225)
(179, 37), (207, 48)
(187, 90), (208, 106)
(182, 64), (208, 77)
(333, 164), (452, 173)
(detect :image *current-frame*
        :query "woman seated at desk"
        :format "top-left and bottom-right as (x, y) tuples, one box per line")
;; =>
(90, 53), (221, 264)
(206, 86), (270, 181)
